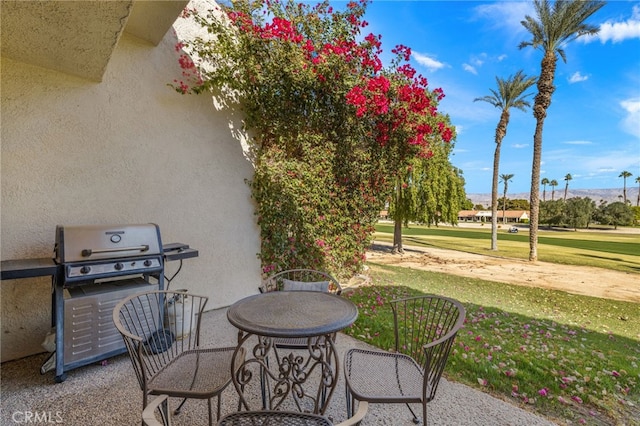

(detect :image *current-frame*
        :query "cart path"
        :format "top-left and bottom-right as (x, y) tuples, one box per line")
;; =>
(365, 242), (640, 304)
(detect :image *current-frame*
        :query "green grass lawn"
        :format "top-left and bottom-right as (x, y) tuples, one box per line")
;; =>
(343, 266), (639, 425)
(373, 223), (640, 274)
(341, 225), (640, 425)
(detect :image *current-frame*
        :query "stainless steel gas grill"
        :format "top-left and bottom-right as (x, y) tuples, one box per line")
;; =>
(0, 224), (198, 383)
(51, 224), (166, 383)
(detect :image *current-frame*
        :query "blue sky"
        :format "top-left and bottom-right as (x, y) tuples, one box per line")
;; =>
(358, 0), (640, 194)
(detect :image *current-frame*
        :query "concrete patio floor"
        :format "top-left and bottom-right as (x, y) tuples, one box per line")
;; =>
(1, 307), (558, 425)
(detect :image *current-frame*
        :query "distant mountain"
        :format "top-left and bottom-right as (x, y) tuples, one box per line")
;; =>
(467, 188), (639, 209)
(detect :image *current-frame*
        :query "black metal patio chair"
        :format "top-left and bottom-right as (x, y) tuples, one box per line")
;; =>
(344, 295), (466, 425)
(114, 290), (244, 426)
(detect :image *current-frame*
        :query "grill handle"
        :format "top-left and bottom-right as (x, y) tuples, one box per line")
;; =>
(81, 245), (149, 257)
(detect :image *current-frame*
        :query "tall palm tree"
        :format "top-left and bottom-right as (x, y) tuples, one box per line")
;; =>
(619, 170), (632, 204)
(550, 179), (558, 201)
(636, 176), (640, 207)
(474, 71), (536, 251)
(541, 177), (549, 202)
(500, 173), (514, 224)
(563, 173), (572, 201)
(519, 0), (604, 261)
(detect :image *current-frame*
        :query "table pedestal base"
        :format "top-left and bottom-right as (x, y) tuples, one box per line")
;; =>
(232, 332), (339, 414)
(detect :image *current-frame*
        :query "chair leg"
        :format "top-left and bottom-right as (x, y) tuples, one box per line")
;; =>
(141, 394), (148, 426)
(405, 403), (419, 424)
(260, 355), (271, 409)
(160, 398), (170, 426)
(207, 397), (213, 426)
(259, 363), (267, 409)
(423, 402), (427, 426)
(174, 397), (187, 415)
(216, 394), (222, 422)
(345, 387), (353, 418)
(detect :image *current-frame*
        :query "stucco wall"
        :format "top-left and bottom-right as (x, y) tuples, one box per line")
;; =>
(0, 30), (261, 362)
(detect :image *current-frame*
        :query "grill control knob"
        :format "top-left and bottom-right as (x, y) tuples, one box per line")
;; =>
(80, 266), (91, 274)
(114, 262), (124, 271)
(144, 259), (152, 267)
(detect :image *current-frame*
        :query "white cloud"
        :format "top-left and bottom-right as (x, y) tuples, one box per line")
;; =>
(497, 54), (508, 62)
(462, 63), (477, 75)
(583, 4), (640, 44)
(564, 140), (593, 145)
(544, 147), (638, 178)
(512, 144), (528, 149)
(620, 97), (640, 138)
(473, 2), (534, 35)
(568, 72), (588, 83)
(462, 53), (490, 75)
(412, 52), (446, 72)
(470, 53), (486, 67)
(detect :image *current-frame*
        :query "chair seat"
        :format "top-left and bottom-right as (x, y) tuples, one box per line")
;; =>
(344, 348), (424, 403)
(149, 347), (239, 398)
(272, 334), (333, 349)
(273, 336), (310, 348)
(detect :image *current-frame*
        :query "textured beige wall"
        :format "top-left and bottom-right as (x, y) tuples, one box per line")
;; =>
(0, 30), (261, 362)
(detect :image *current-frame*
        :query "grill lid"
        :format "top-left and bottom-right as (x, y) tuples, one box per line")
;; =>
(55, 224), (162, 263)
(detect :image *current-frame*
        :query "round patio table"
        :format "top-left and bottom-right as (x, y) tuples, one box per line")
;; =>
(227, 291), (358, 414)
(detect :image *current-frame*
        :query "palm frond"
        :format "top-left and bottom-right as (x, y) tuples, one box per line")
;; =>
(520, 0), (605, 61)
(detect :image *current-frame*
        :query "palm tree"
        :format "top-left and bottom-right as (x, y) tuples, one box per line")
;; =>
(474, 71), (536, 251)
(636, 176), (640, 207)
(563, 173), (572, 201)
(500, 173), (514, 224)
(519, 0), (604, 261)
(550, 179), (558, 201)
(619, 170), (632, 204)
(541, 177), (549, 202)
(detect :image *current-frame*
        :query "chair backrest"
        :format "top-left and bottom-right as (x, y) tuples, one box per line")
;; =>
(217, 405), (369, 426)
(218, 410), (333, 426)
(390, 295), (466, 401)
(113, 290), (208, 391)
(260, 269), (341, 295)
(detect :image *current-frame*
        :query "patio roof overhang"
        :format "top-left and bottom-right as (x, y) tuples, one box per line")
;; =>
(0, 0), (188, 82)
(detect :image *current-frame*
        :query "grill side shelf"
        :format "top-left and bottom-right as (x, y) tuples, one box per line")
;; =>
(163, 242), (198, 262)
(1, 258), (60, 280)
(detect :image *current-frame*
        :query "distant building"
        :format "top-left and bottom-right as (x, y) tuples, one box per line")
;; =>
(458, 210), (529, 223)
